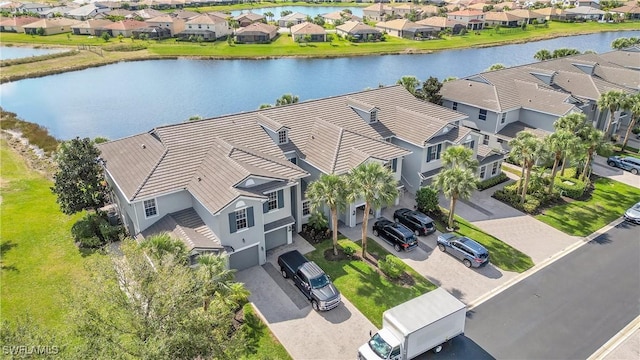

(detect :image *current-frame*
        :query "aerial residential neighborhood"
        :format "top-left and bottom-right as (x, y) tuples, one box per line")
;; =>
(1, 0), (639, 359)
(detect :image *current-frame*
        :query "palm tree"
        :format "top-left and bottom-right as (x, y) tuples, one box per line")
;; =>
(577, 126), (611, 181)
(509, 132), (544, 204)
(534, 49), (552, 61)
(434, 167), (477, 230)
(544, 130), (576, 194)
(487, 63), (506, 71)
(598, 90), (626, 135)
(551, 48), (581, 58)
(621, 93), (640, 150)
(553, 113), (587, 176)
(306, 174), (348, 256)
(140, 232), (188, 265)
(347, 162), (398, 258)
(397, 75), (420, 96)
(196, 254), (248, 311)
(264, 11), (274, 22)
(275, 93), (299, 106)
(441, 145), (478, 171)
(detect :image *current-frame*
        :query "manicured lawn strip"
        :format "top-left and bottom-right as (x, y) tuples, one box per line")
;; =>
(535, 177), (640, 237)
(433, 213), (534, 273)
(501, 164), (521, 177)
(305, 236), (436, 328)
(241, 304), (293, 360)
(0, 138), (88, 332)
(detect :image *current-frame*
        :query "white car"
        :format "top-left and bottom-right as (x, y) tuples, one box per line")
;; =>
(624, 202), (640, 224)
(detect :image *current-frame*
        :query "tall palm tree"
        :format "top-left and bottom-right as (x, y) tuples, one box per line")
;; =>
(347, 162), (398, 259)
(598, 90), (626, 135)
(553, 113), (587, 176)
(621, 93), (640, 150)
(275, 93), (299, 106)
(140, 232), (188, 265)
(441, 145), (478, 171)
(306, 174), (348, 256)
(534, 49), (552, 61)
(577, 126), (611, 181)
(434, 167), (477, 230)
(544, 130), (576, 194)
(509, 132), (543, 204)
(397, 75), (420, 96)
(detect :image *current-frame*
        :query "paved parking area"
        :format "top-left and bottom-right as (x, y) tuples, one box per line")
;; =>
(592, 155), (640, 189)
(235, 237), (375, 360)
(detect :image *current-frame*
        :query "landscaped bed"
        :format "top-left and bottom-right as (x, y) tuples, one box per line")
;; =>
(304, 236), (437, 328)
(535, 177), (640, 237)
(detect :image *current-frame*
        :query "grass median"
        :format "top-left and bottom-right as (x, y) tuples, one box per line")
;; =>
(535, 177), (640, 237)
(305, 236), (436, 328)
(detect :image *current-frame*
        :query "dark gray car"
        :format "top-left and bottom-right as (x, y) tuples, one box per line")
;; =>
(437, 233), (489, 268)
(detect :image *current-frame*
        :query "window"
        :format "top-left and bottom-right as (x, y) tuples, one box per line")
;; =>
(426, 144), (442, 163)
(497, 138), (504, 144)
(480, 166), (486, 179)
(144, 199), (157, 218)
(483, 134), (490, 145)
(491, 162), (499, 175)
(235, 208), (247, 230)
(370, 110), (377, 123)
(465, 140), (475, 150)
(500, 113), (506, 124)
(278, 129), (287, 144)
(385, 158), (398, 173)
(479, 109), (487, 121)
(452, 101), (458, 110)
(267, 191), (278, 211)
(229, 207), (254, 233)
(302, 200), (311, 216)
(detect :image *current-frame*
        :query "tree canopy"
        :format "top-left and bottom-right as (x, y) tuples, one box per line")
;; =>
(51, 137), (107, 215)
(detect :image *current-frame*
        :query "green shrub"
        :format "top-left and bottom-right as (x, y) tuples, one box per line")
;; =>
(379, 255), (405, 279)
(341, 243), (356, 257)
(476, 172), (510, 191)
(415, 186), (439, 213)
(71, 211), (123, 248)
(308, 211), (328, 232)
(79, 235), (103, 248)
(103, 43), (147, 52)
(554, 175), (587, 199)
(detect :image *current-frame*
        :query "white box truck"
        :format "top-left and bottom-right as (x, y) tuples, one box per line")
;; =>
(357, 288), (466, 360)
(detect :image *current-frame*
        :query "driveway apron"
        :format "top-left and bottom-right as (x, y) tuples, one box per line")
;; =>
(235, 236), (375, 360)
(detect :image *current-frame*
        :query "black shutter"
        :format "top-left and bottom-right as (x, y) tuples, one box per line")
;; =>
(247, 207), (254, 227)
(263, 200), (269, 213)
(229, 212), (237, 233)
(277, 190), (284, 209)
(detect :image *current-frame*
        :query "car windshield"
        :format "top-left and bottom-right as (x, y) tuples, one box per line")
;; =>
(633, 203), (640, 210)
(368, 333), (392, 359)
(310, 274), (330, 289)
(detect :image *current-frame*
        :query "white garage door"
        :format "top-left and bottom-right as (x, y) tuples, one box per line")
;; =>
(229, 245), (259, 271)
(265, 227), (287, 251)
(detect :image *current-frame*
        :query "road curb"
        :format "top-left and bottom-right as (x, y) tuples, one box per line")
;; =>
(468, 217), (625, 310)
(587, 316), (640, 360)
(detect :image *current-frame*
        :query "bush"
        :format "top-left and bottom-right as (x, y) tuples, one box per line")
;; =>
(103, 43), (147, 52)
(554, 175), (587, 199)
(476, 172), (510, 191)
(378, 255), (405, 279)
(341, 243), (356, 258)
(71, 211), (123, 248)
(307, 211), (328, 232)
(415, 186), (439, 213)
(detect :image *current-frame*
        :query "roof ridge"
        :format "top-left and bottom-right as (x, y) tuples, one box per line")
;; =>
(331, 126), (345, 174)
(131, 147), (169, 200)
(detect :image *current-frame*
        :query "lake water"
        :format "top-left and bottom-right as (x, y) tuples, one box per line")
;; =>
(0, 46), (66, 60)
(0, 30), (637, 140)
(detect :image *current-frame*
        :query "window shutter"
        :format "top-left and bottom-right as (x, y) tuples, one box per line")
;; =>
(426, 147), (432, 162)
(277, 190), (284, 209)
(263, 201), (269, 213)
(392, 158), (397, 172)
(247, 207), (254, 227)
(470, 140), (475, 150)
(229, 212), (237, 233)
(437, 144), (442, 159)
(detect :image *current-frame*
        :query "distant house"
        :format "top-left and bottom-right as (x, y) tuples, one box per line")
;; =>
(39, 6), (77, 19)
(447, 9), (484, 30)
(22, 18), (80, 35)
(336, 21), (382, 42)
(416, 16), (465, 33)
(66, 4), (110, 20)
(534, 7), (566, 21)
(234, 22), (277, 43)
(99, 19), (147, 37)
(71, 19), (112, 35)
(375, 19), (438, 39)
(104, 9), (134, 18)
(277, 12), (308, 27)
(132, 26), (172, 40)
(128, 8), (164, 20)
(574, 0), (600, 8)
(362, 3), (394, 22)
(173, 9), (200, 21)
(564, 6), (605, 21)
(233, 12), (265, 27)
(178, 13), (231, 41)
(505, 9), (546, 24)
(290, 22), (326, 42)
(0, 16), (39, 32)
(609, 4), (640, 20)
(321, 11), (361, 25)
(146, 15), (185, 36)
(484, 11), (525, 28)
(17, 2), (51, 14)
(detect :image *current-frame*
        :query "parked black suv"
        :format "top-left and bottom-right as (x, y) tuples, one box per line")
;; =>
(393, 208), (436, 236)
(372, 218), (419, 252)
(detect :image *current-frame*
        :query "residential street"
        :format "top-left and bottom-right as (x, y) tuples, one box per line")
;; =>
(423, 221), (640, 360)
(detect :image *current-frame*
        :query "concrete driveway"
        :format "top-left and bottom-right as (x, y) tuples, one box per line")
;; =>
(592, 154), (640, 189)
(235, 236), (374, 360)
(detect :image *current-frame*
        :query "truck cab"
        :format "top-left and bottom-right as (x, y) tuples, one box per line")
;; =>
(358, 328), (402, 360)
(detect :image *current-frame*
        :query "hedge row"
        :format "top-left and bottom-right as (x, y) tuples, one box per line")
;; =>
(476, 172), (510, 191)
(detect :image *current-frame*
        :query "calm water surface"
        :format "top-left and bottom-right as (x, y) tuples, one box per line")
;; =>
(0, 31), (637, 140)
(0, 46), (66, 60)
(229, 6), (364, 18)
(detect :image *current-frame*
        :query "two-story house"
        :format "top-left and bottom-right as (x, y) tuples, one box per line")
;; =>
(146, 14), (185, 36)
(178, 13), (231, 41)
(98, 86), (503, 270)
(447, 9), (484, 30)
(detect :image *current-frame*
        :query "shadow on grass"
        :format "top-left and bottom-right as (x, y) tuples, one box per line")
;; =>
(0, 240), (18, 272)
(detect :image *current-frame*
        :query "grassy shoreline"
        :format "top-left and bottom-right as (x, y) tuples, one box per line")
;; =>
(1, 22), (638, 83)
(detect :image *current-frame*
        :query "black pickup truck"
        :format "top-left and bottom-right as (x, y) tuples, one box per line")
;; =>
(277, 250), (341, 311)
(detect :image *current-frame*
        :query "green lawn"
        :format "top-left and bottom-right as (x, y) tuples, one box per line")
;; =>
(305, 236), (436, 328)
(535, 177), (640, 236)
(0, 139), (88, 333)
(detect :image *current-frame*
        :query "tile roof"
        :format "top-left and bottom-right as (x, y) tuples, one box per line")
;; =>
(22, 17), (80, 28)
(185, 13), (226, 25)
(139, 208), (223, 251)
(103, 19), (146, 30)
(0, 16), (39, 27)
(336, 21), (380, 35)
(290, 21), (326, 35)
(100, 85), (467, 213)
(484, 12), (524, 21)
(497, 121), (551, 140)
(70, 19), (112, 29)
(235, 22), (277, 35)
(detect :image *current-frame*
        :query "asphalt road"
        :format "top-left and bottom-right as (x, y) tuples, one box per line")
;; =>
(418, 220), (640, 360)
